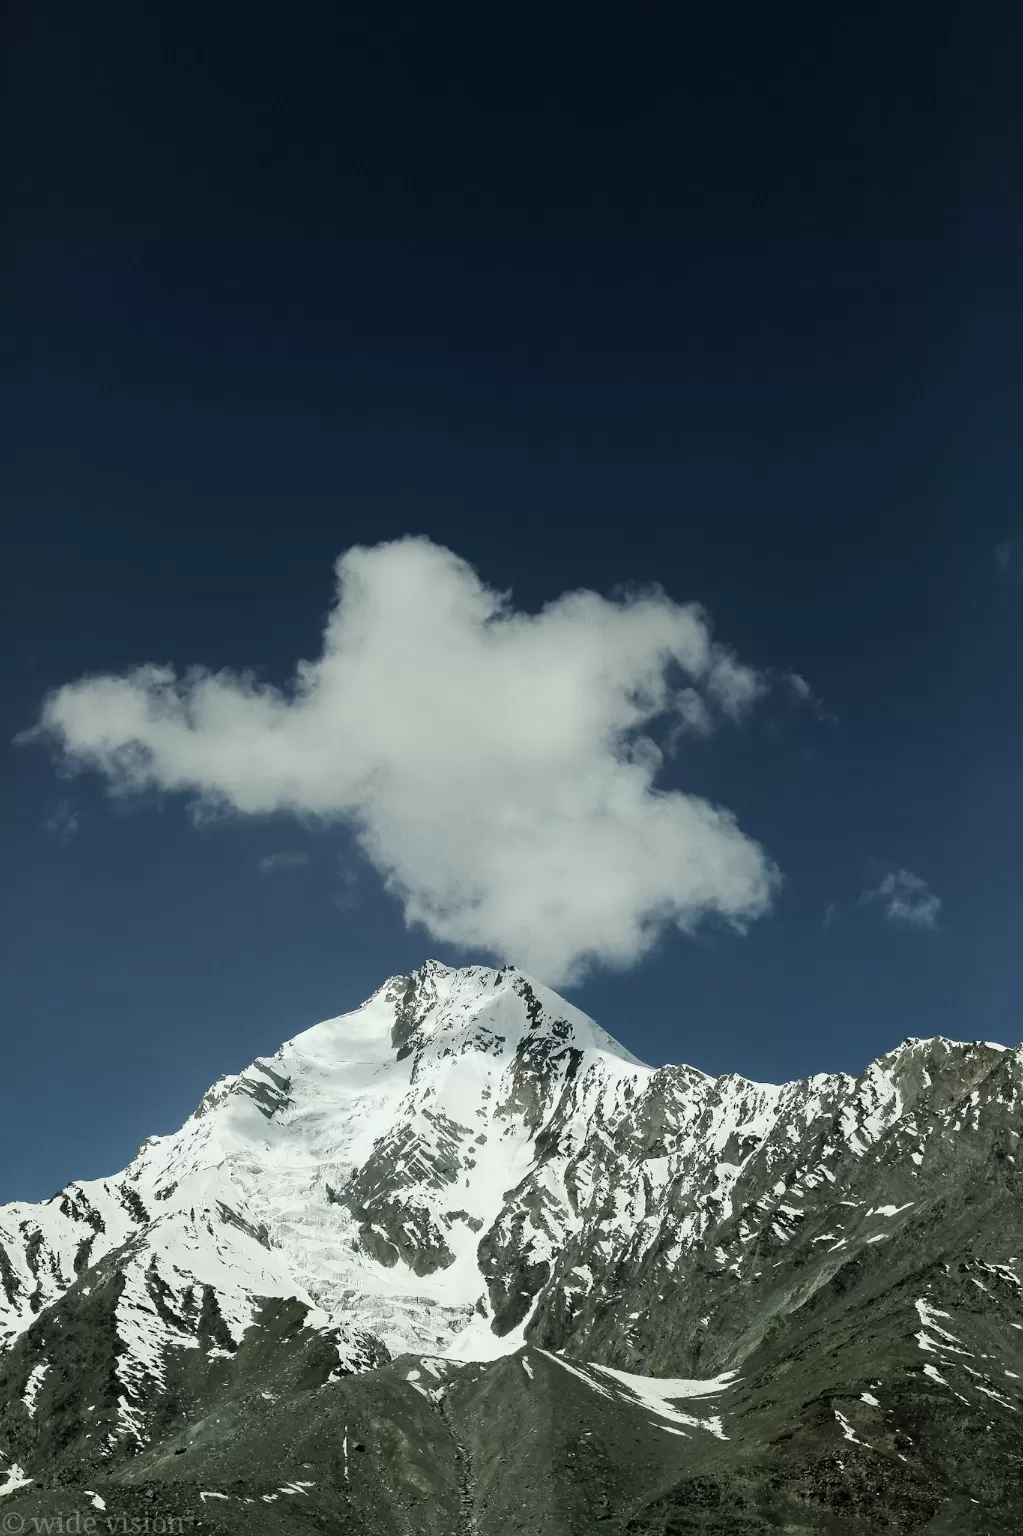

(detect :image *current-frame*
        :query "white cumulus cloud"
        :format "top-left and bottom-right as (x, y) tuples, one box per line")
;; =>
(26, 537), (791, 984)
(862, 868), (941, 930)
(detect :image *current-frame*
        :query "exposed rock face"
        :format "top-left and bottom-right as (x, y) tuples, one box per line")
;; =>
(2, 960), (1023, 1531)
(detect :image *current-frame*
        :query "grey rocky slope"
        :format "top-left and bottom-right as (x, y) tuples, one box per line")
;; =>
(2, 960), (1022, 1532)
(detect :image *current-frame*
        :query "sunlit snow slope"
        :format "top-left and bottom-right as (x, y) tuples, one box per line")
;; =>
(0, 964), (644, 1380)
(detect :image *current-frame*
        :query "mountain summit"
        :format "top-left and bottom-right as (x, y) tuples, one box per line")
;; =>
(2, 962), (1023, 1532)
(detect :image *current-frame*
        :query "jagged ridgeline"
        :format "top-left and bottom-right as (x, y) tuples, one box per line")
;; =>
(2, 961), (1023, 1533)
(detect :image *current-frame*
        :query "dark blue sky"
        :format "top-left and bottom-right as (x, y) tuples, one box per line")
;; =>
(3, 3), (1023, 1201)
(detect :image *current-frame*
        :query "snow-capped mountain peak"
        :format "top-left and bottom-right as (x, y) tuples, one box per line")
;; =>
(3, 960), (1023, 1472)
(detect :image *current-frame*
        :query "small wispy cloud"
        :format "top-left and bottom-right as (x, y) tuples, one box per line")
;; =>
(332, 862), (361, 912)
(861, 868), (941, 930)
(258, 850), (310, 875)
(822, 902), (837, 930)
(44, 800), (80, 844)
(996, 532), (1023, 583)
